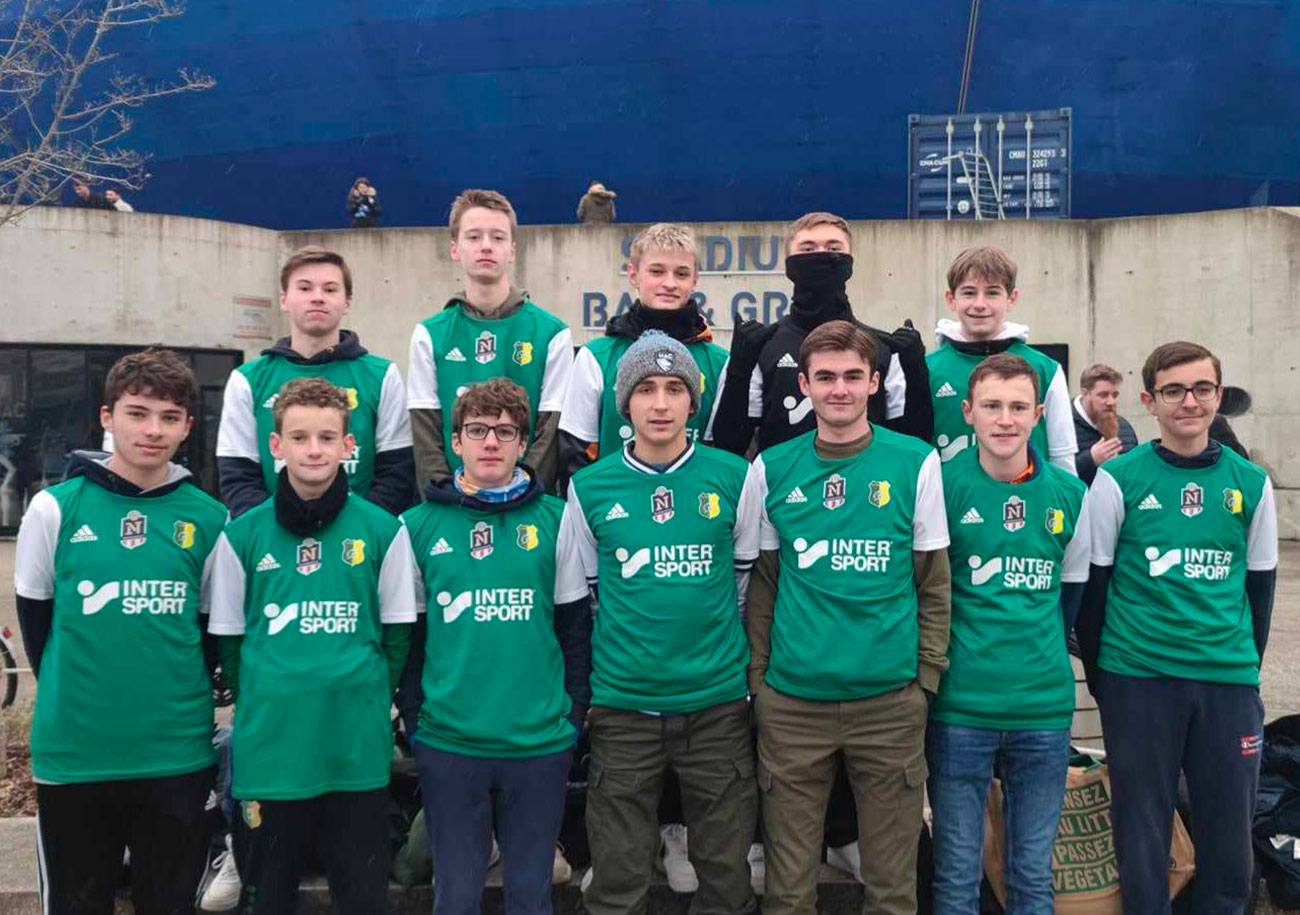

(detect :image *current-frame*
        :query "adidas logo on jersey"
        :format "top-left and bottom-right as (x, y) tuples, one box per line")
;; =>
(960, 508), (983, 525)
(255, 553), (281, 572)
(935, 382), (958, 398)
(262, 394), (278, 410)
(776, 353), (798, 369)
(446, 348), (467, 362)
(605, 503), (629, 521)
(429, 538), (453, 556)
(70, 524), (98, 543)
(1138, 494), (1162, 511)
(785, 487), (807, 504)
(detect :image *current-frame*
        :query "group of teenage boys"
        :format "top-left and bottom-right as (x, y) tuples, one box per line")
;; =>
(12, 191), (1278, 915)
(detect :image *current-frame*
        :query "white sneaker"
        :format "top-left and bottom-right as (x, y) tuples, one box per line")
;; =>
(199, 836), (242, 911)
(747, 842), (765, 896)
(553, 844), (573, 884)
(659, 823), (699, 893)
(825, 842), (863, 884)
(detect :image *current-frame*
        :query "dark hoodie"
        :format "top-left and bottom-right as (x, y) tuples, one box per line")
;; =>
(709, 253), (934, 455)
(394, 466), (593, 736)
(217, 330), (415, 518)
(16, 452), (218, 679)
(557, 300), (714, 487)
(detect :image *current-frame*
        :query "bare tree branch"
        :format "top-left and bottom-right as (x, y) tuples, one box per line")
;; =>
(0, 0), (213, 225)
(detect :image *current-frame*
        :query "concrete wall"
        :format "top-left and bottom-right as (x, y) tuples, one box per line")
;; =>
(5, 206), (1298, 534)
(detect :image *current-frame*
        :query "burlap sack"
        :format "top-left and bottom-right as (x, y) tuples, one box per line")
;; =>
(982, 763), (1195, 913)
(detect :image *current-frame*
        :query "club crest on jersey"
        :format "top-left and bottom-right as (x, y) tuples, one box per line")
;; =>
(173, 521), (196, 550)
(343, 387), (359, 410)
(1002, 496), (1026, 532)
(474, 330), (497, 364)
(342, 539), (366, 566)
(470, 521), (494, 559)
(699, 492), (720, 520)
(296, 538), (322, 576)
(1181, 483), (1204, 517)
(651, 486), (675, 524)
(517, 524), (539, 551)
(513, 341), (534, 365)
(1045, 508), (1065, 535)
(1223, 488), (1243, 515)
(823, 474), (846, 511)
(869, 480), (890, 508)
(119, 510), (148, 550)
(654, 350), (676, 373)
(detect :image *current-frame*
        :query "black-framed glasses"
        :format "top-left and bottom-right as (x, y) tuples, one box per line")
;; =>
(458, 422), (521, 442)
(1154, 382), (1219, 405)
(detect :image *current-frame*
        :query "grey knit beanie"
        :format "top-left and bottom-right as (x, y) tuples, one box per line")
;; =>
(614, 330), (701, 419)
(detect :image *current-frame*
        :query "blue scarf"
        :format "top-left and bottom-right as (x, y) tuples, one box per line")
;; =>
(453, 467), (530, 503)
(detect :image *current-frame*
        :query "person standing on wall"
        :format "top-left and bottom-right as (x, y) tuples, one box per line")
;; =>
(407, 189), (574, 492)
(1077, 341), (1278, 914)
(215, 246), (415, 518)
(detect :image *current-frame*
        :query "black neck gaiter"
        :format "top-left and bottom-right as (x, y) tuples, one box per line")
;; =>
(786, 252), (854, 331)
(275, 467), (350, 536)
(633, 300), (704, 340)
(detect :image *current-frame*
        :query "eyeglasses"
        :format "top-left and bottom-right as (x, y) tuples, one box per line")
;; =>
(1153, 382), (1219, 405)
(458, 422), (521, 442)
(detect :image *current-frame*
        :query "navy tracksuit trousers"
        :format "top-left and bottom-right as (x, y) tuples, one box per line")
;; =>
(1097, 670), (1263, 914)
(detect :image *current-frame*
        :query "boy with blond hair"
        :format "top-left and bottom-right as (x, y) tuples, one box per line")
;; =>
(558, 222), (728, 482)
(926, 246), (1077, 473)
(408, 189), (574, 490)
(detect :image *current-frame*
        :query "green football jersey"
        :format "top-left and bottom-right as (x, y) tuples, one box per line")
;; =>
(559, 336), (729, 457)
(932, 448), (1089, 731)
(565, 443), (759, 713)
(216, 349), (409, 497)
(403, 492), (587, 757)
(208, 493), (417, 800)
(926, 336), (1071, 469)
(1088, 442), (1277, 685)
(13, 466), (225, 783)
(408, 301), (573, 473)
(753, 427), (949, 701)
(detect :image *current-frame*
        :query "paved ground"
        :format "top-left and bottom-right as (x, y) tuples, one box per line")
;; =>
(3, 539), (1299, 719)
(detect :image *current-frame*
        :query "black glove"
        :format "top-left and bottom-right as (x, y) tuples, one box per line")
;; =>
(888, 318), (925, 367)
(728, 319), (780, 378)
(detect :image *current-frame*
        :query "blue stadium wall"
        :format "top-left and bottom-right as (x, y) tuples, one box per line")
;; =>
(103, 0), (1299, 229)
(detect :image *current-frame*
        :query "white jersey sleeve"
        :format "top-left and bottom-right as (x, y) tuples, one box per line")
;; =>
(1061, 493), (1093, 583)
(554, 506), (592, 604)
(749, 456), (780, 551)
(912, 450), (950, 551)
(558, 346), (604, 442)
(1247, 477), (1280, 571)
(375, 363), (414, 452)
(561, 485), (599, 596)
(748, 365), (764, 419)
(198, 540), (221, 616)
(215, 370), (259, 460)
(733, 461), (764, 614)
(702, 356), (731, 441)
(206, 533), (248, 635)
(538, 327), (575, 413)
(14, 489), (60, 599)
(378, 524), (418, 624)
(883, 353), (907, 421)
(406, 324), (440, 411)
(1085, 469), (1126, 567)
(1043, 366), (1079, 474)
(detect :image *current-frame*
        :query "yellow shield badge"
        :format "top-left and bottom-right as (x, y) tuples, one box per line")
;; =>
(342, 539), (366, 566)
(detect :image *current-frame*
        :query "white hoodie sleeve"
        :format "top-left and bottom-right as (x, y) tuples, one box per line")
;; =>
(1043, 366), (1079, 475)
